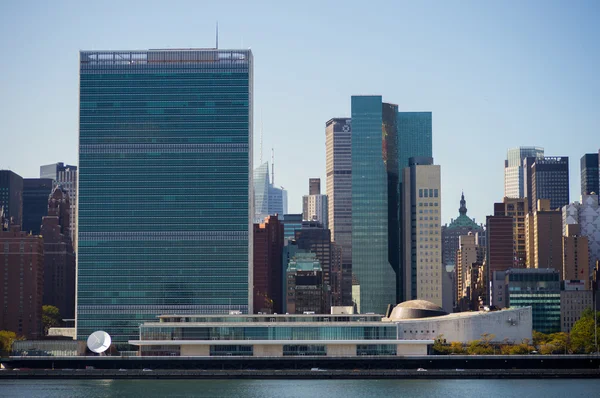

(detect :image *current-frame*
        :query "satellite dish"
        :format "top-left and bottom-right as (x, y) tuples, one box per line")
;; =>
(87, 331), (111, 354)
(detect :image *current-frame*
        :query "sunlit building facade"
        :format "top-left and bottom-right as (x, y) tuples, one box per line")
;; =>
(77, 49), (253, 345)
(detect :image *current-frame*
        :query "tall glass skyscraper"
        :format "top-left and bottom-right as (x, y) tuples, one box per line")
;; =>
(351, 96), (396, 314)
(351, 97), (434, 313)
(253, 161), (287, 223)
(77, 49), (253, 345)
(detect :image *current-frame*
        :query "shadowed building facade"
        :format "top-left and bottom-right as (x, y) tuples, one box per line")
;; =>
(580, 153), (599, 196)
(326, 118), (353, 306)
(253, 215), (284, 314)
(0, 170), (23, 228)
(77, 49), (253, 346)
(40, 163), (78, 250)
(0, 223), (44, 339)
(22, 178), (53, 236)
(41, 186), (76, 319)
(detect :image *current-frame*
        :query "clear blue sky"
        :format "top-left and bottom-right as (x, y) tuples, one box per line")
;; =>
(1, 0), (598, 224)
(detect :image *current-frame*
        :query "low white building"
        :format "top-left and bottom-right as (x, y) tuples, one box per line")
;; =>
(383, 300), (532, 343)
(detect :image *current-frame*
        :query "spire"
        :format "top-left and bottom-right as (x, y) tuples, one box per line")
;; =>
(271, 148), (275, 185)
(459, 191), (467, 216)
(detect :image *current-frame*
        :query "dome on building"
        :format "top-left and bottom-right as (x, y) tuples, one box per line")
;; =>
(387, 300), (448, 320)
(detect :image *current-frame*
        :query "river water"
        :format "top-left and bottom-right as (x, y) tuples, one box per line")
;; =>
(1, 379), (599, 397)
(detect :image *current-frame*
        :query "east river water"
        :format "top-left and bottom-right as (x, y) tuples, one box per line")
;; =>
(1, 379), (599, 397)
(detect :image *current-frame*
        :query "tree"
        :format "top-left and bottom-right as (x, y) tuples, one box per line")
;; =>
(433, 335), (451, 354)
(533, 330), (551, 347)
(449, 342), (466, 354)
(0, 330), (18, 355)
(42, 305), (62, 335)
(570, 308), (599, 354)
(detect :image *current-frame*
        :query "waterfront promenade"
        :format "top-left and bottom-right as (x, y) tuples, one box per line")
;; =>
(1, 368), (600, 379)
(2, 355), (600, 379)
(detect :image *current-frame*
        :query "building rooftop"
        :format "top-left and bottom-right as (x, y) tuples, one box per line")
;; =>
(446, 192), (482, 230)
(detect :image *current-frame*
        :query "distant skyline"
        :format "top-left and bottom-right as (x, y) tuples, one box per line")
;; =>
(1, 0), (599, 224)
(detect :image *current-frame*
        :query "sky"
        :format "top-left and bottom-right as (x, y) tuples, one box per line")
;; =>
(1, 0), (599, 224)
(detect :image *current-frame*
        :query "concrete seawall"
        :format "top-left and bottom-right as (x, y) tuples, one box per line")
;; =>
(1, 368), (600, 379)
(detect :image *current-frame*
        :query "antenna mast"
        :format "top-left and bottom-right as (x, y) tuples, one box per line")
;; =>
(260, 111), (263, 165)
(216, 22), (219, 49)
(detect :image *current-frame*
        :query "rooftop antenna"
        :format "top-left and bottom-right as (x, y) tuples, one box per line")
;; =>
(271, 148), (275, 185)
(260, 110), (263, 165)
(216, 22), (219, 49)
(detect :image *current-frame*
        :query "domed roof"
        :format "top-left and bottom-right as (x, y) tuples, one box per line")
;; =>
(386, 300), (448, 320)
(395, 300), (444, 312)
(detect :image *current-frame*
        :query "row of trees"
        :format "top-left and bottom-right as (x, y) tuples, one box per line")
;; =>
(433, 309), (600, 355)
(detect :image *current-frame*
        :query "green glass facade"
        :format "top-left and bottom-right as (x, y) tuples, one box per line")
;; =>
(351, 96), (396, 313)
(77, 49), (253, 345)
(397, 112), (432, 180)
(350, 99), (434, 312)
(506, 269), (561, 333)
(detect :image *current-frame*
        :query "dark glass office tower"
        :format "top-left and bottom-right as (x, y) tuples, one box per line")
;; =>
(77, 49), (253, 345)
(581, 153), (599, 196)
(526, 156), (569, 211)
(22, 178), (53, 235)
(0, 170), (23, 227)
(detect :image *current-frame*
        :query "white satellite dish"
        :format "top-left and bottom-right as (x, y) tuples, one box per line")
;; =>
(87, 331), (111, 354)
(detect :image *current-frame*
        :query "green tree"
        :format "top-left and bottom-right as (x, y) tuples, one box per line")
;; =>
(449, 342), (466, 354)
(570, 308), (599, 354)
(42, 305), (62, 335)
(0, 330), (18, 355)
(433, 335), (451, 354)
(532, 330), (551, 347)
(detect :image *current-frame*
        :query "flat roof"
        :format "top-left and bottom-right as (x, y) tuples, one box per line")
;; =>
(143, 321), (390, 328)
(129, 339), (434, 346)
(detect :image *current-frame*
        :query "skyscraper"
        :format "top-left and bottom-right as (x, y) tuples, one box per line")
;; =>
(581, 153), (600, 196)
(525, 199), (563, 272)
(22, 178), (53, 236)
(253, 215), (284, 314)
(525, 156), (570, 211)
(40, 163), (78, 250)
(253, 161), (287, 222)
(402, 157), (442, 307)
(309, 178), (321, 195)
(253, 162), (270, 222)
(302, 178), (328, 228)
(562, 224), (589, 289)
(0, 170), (23, 228)
(77, 49), (253, 345)
(397, 112), (433, 176)
(41, 186), (76, 319)
(485, 215), (513, 307)
(325, 118), (352, 306)
(504, 146), (544, 198)
(351, 96), (396, 313)
(0, 223), (44, 339)
(493, 197), (529, 268)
